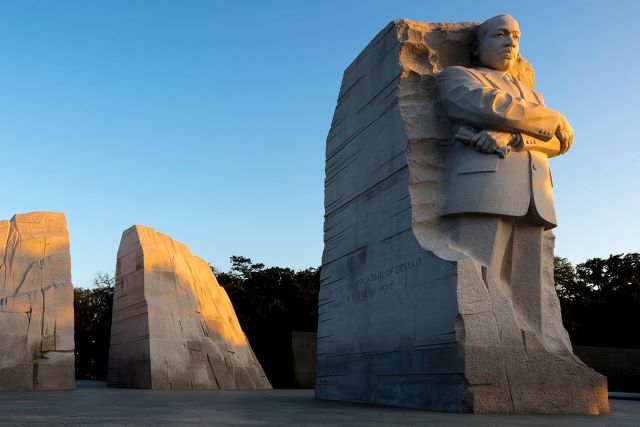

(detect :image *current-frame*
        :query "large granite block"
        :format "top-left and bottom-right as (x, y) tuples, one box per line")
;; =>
(107, 225), (271, 390)
(316, 19), (607, 414)
(0, 212), (74, 391)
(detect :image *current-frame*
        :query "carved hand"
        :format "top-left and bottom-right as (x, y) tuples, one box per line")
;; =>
(555, 115), (574, 154)
(471, 129), (516, 154)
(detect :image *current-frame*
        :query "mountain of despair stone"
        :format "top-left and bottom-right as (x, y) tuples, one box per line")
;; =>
(107, 225), (271, 390)
(0, 212), (74, 391)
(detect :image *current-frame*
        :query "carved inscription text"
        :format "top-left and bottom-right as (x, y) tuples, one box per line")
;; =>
(345, 257), (424, 303)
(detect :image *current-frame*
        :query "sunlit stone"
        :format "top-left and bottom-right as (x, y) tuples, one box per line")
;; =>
(107, 225), (271, 390)
(0, 212), (74, 391)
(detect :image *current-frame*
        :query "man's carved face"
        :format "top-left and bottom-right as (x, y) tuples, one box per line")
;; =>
(476, 15), (520, 72)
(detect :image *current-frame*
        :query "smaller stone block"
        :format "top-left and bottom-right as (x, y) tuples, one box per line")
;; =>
(108, 225), (271, 390)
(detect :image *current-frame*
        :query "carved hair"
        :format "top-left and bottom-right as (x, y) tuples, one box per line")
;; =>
(475, 14), (515, 41)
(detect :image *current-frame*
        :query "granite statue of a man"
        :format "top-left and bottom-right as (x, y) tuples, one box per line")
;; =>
(316, 14), (608, 414)
(437, 14), (572, 340)
(439, 14), (572, 224)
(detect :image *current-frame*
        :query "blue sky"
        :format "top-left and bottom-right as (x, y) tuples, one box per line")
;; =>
(0, 1), (638, 287)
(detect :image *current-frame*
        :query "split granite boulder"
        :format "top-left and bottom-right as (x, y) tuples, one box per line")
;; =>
(107, 225), (271, 389)
(0, 212), (74, 391)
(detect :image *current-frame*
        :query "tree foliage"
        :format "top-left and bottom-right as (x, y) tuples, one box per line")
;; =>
(74, 273), (114, 380)
(554, 253), (640, 348)
(215, 256), (320, 387)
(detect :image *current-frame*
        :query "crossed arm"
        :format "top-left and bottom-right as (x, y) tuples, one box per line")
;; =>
(437, 66), (574, 157)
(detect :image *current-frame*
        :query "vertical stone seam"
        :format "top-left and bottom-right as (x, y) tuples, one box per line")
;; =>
(1, 221), (12, 292)
(206, 354), (221, 389)
(132, 227), (153, 387)
(503, 367), (517, 413)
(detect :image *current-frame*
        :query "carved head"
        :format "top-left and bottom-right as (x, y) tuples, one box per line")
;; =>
(472, 14), (520, 71)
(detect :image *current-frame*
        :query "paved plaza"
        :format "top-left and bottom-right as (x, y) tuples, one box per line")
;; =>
(0, 381), (637, 426)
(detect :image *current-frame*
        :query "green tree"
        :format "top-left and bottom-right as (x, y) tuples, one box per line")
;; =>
(554, 253), (640, 348)
(215, 256), (320, 387)
(74, 273), (114, 380)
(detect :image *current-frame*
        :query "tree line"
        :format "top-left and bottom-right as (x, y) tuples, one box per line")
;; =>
(554, 253), (639, 348)
(73, 253), (638, 382)
(74, 273), (115, 380)
(214, 256), (319, 387)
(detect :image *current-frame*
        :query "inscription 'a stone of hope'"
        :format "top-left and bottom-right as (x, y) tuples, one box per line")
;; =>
(346, 257), (424, 303)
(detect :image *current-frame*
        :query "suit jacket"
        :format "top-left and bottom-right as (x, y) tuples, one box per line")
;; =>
(437, 66), (564, 229)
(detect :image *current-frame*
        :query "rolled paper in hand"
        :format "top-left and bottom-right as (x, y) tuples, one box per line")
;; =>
(453, 125), (511, 159)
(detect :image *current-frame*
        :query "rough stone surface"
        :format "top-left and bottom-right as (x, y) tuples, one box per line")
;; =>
(0, 211), (74, 391)
(316, 19), (607, 414)
(107, 225), (271, 390)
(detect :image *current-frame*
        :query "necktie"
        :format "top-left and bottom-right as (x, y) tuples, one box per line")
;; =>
(503, 72), (525, 98)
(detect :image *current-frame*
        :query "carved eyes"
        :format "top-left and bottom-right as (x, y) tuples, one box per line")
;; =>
(494, 31), (520, 41)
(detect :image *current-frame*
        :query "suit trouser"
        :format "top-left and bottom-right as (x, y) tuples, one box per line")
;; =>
(448, 214), (547, 335)
(443, 213), (606, 414)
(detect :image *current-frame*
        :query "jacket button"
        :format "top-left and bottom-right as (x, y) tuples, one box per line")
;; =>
(532, 163), (538, 170)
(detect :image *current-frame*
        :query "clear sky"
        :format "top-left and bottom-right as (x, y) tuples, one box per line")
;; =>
(0, 1), (638, 287)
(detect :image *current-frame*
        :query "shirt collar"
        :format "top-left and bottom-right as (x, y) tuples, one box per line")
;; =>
(476, 66), (511, 79)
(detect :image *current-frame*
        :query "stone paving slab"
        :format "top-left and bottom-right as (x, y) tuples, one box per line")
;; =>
(0, 381), (637, 426)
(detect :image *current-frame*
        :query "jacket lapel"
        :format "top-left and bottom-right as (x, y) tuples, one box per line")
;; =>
(510, 77), (538, 102)
(477, 67), (522, 98)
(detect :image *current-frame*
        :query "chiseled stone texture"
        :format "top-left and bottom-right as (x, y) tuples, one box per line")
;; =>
(316, 19), (607, 414)
(107, 225), (271, 390)
(0, 212), (74, 391)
